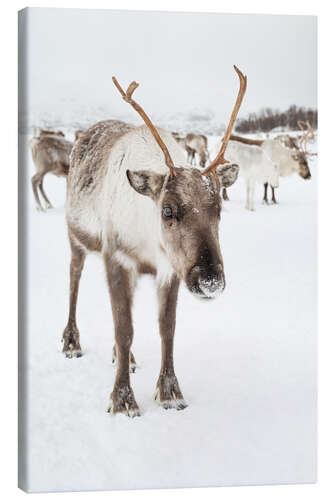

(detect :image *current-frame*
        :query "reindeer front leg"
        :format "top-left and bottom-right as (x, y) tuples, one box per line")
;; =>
(62, 236), (86, 357)
(104, 255), (140, 417)
(155, 275), (187, 410)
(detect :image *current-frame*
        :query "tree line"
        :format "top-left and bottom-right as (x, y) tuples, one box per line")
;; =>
(235, 105), (318, 134)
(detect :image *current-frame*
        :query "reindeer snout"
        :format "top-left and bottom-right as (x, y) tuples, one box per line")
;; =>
(187, 263), (225, 299)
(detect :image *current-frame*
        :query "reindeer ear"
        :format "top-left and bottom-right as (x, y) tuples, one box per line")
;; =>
(216, 163), (239, 187)
(126, 170), (165, 199)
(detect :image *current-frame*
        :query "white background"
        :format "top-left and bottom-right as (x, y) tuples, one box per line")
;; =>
(1, 0), (332, 499)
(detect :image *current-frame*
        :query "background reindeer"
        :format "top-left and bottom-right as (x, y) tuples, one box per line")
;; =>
(229, 131), (313, 204)
(261, 137), (312, 204)
(62, 66), (246, 417)
(29, 133), (73, 211)
(172, 132), (209, 168)
(212, 139), (279, 210)
(185, 133), (209, 167)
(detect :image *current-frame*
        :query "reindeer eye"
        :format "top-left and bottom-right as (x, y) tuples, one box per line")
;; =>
(162, 207), (173, 218)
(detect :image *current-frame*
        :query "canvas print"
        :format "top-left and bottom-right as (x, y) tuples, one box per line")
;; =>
(18, 8), (317, 493)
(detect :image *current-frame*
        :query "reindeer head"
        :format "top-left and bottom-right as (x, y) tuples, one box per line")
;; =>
(113, 67), (246, 298)
(293, 120), (316, 180)
(291, 150), (311, 180)
(127, 163), (238, 298)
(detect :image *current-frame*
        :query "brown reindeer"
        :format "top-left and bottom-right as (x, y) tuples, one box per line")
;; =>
(62, 66), (246, 417)
(29, 134), (73, 211)
(172, 132), (209, 168)
(185, 133), (209, 168)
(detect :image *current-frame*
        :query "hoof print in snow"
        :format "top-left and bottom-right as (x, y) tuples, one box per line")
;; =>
(155, 374), (187, 411)
(108, 385), (140, 418)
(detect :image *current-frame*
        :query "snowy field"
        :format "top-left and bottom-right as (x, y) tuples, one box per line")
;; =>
(21, 132), (317, 492)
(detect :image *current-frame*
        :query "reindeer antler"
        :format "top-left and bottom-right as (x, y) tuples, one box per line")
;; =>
(305, 120), (315, 141)
(297, 120), (315, 154)
(112, 77), (177, 178)
(298, 120), (306, 132)
(201, 65), (247, 177)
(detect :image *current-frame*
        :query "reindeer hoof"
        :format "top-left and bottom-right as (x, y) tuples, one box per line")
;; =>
(62, 323), (82, 358)
(45, 203), (54, 210)
(154, 374), (187, 411)
(64, 348), (82, 359)
(108, 385), (140, 417)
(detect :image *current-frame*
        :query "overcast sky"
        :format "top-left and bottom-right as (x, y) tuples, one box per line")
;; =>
(23, 8), (317, 124)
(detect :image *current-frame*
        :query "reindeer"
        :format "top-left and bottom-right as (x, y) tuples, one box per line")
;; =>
(212, 139), (279, 211)
(172, 132), (209, 168)
(185, 134), (209, 168)
(29, 133), (73, 211)
(261, 137), (312, 204)
(62, 66), (246, 417)
(229, 132), (313, 204)
(263, 120), (316, 204)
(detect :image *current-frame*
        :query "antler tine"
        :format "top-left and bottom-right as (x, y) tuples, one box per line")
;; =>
(297, 120), (308, 153)
(201, 65), (247, 177)
(112, 77), (177, 178)
(298, 120), (306, 132)
(306, 120), (315, 141)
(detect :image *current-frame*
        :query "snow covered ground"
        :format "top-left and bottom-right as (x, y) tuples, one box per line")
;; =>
(21, 132), (317, 492)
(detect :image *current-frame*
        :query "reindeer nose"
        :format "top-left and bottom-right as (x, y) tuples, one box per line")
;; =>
(187, 264), (225, 299)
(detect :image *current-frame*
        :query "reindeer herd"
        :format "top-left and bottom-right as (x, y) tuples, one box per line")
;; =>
(29, 118), (316, 213)
(28, 67), (317, 417)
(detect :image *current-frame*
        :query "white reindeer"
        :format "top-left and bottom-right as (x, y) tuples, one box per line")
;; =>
(261, 139), (311, 203)
(62, 66), (246, 417)
(213, 140), (279, 211)
(230, 133), (313, 204)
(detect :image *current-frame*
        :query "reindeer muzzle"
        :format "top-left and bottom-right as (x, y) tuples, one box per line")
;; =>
(187, 263), (225, 299)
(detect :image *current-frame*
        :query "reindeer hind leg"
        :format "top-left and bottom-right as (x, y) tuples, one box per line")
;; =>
(263, 182), (269, 204)
(31, 172), (44, 211)
(271, 186), (278, 204)
(39, 173), (53, 209)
